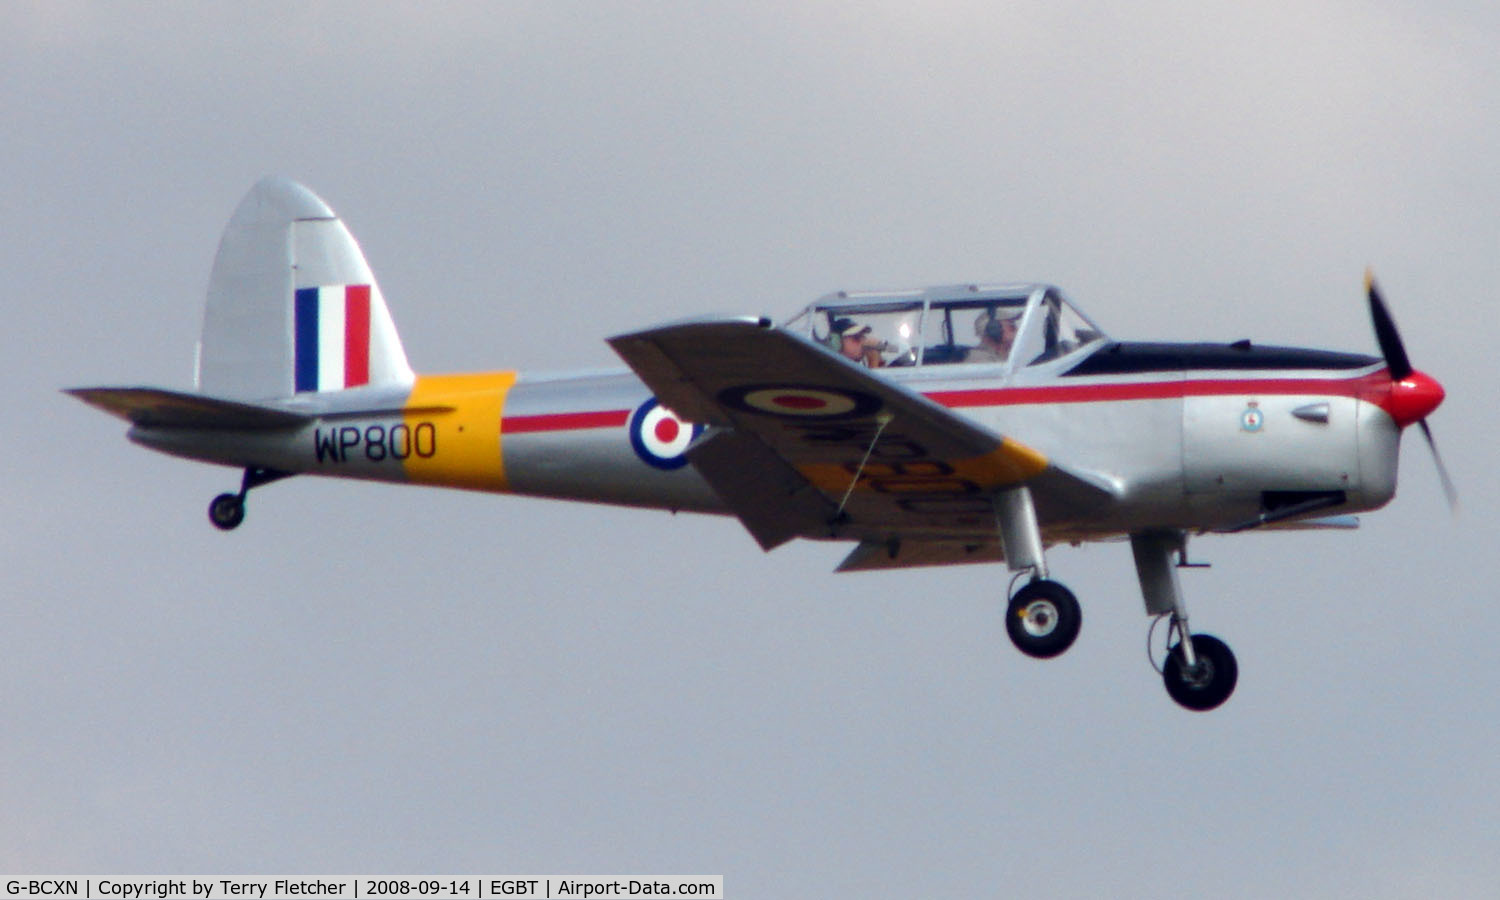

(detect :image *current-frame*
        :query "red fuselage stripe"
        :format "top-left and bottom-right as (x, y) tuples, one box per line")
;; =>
(927, 372), (1389, 409)
(501, 371), (1392, 434)
(505, 409), (631, 433)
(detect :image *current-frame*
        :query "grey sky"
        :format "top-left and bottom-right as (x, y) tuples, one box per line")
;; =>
(5, 2), (1497, 896)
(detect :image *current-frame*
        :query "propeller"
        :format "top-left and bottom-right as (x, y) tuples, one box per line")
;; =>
(1416, 419), (1458, 511)
(1365, 269), (1458, 511)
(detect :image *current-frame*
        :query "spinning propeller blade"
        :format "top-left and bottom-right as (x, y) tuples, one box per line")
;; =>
(1417, 420), (1460, 512)
(1366, 269), (1457, 512)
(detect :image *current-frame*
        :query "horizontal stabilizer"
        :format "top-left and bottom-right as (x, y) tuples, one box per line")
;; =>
(66, 387), (309, 430)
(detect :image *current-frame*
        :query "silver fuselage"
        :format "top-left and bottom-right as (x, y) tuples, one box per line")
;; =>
(131, 347), (1401, 545)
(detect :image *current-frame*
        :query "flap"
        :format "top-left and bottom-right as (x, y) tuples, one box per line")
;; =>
(837, 539), (1006, 572)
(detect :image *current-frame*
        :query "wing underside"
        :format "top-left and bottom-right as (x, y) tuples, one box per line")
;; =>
(609, 318), (1115, 560)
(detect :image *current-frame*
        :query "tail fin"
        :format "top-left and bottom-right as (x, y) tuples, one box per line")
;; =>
(197, 177), (414, 401)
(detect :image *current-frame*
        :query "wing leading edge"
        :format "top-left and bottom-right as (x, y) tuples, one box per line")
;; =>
(609, 318), (1116, 558)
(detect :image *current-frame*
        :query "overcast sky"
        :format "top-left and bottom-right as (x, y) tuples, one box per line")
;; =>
(4, 2), (1498, 896)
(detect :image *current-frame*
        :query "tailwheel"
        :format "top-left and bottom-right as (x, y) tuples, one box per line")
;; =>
(1163, 633), (1238, 711)
(1004, 579), (1081, 659)
(208, 492), (246, 531)
(205, 467), (291, 531)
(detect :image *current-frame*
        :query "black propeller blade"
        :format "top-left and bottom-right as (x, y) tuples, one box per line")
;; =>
(1366, 269), (1457, 512)
(1366, 269), (1413, 381)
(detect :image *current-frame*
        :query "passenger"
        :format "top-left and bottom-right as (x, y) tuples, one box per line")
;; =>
(969, 307), (1022, 363)
(831, 317), (885, 367)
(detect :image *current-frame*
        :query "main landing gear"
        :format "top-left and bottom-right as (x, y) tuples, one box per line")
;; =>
(207, 467), (291, 531)
(995, 486), (1082, 659)
(993, 486), (1238, 711)
(1132, 530), (1237, 711)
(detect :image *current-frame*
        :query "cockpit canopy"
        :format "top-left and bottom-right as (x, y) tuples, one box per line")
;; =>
(784, 284), (1107, 371)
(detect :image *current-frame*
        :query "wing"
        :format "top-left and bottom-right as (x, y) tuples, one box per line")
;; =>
(609, 318), (1117, 552)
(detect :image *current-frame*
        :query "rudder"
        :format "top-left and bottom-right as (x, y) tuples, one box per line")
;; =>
(197, 177), (413, 401)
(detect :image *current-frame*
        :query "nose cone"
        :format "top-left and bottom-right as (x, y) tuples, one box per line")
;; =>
(1385, 370), (1445, 428)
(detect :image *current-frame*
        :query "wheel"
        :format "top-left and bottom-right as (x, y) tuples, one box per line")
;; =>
(208, 493), (245, 531)
(1163, 633), (1238, 711)
(1004, 579), (1081, 659)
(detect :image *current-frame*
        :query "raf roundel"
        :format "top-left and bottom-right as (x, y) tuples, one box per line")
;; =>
(628, 398), (702, 470)
(718, 384), (883, 420)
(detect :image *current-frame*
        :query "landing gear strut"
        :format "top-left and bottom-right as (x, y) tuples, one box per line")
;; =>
(995, 486), (1084, 659)
(207, 467), (291, 531)
(1132, 530), (1238, 711)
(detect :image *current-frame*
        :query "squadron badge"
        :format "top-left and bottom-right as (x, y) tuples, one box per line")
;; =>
(1240, 402), (1264, 433)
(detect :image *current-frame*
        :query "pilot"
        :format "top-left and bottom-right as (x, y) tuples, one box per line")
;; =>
(831, 317), (885, 367)
(968, 307), (1022, 363)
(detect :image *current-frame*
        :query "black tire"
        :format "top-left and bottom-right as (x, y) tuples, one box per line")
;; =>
(208, 493), (245, 531)
(1004, 579), (1082, 659)
(1163, 633), (1238, 711)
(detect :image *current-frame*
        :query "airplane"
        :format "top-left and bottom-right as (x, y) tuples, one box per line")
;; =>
(68, 177), (1453, 711)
